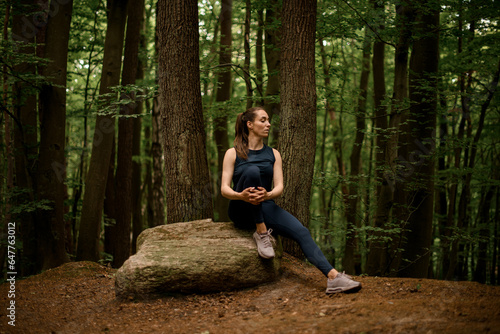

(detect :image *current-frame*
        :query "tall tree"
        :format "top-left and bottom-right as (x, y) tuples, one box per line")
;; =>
(213, 0), (232, 222)
(243, 0), (253, 109)
(278, 0), (317, 257)
(366, 0), (390, 276)
(399, 0), (440, 278)
(111, 0), (144, 267)
(263, 0), (281, 146)
(256, 8), (265, 106)
(36, 0), (74, 270)
(131, 1), (150, 252)
(385, 2), (414, 275)
(77, 0), (129, 262)
(11, 0), (39, 275)
(343, 26), (371, 274)
(157, 0), (214, 224)
(148, 3), (165, 228)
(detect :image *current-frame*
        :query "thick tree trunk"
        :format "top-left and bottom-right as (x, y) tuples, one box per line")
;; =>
(150, 97), (165, 226)
(213, 0), (232, 222)
(0, 2), (10, 275)
(77, 0), (129, 262)
(263, 0), (281, 146)
(157, 0), (214, 224)
(11, 0), (39, 276)
(399, 0), (439, 278)
(278, 0), (317, 258)
(36, 0), (74, 270)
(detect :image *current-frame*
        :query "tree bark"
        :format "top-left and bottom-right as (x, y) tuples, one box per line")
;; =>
(148, 2), (165, 228)
(213, 0), (232, 222)
(244, 0), (253, 109)
(399, 0), (439, 278)
(263, 0), (281, 147)
(278, 0), (317, 258)
(473, 186), (495, 283)
(157, 0), (214, 224)
(343, 27), (371, 274)
(11, 0), (39, 276)
(366, 0), (390, 276)
(385, 3), (414, 276)
(36, 0), (74, 270)
(256, 9), (264, 106)
(0, 2), (11, 275)
(132, 5), (149, 253)
(111, 0), (144, 268)
(77, 0), (129, 262)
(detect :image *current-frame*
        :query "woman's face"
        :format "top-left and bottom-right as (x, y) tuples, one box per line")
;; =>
(248, 109), (271, 138)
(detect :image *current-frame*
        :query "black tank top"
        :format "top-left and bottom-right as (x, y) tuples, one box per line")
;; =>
(233, 145), (275, 191)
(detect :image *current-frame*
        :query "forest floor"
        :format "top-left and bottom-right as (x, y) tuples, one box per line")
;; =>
(1, 254), (499, 334)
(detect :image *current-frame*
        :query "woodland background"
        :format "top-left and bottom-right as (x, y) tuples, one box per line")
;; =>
(0, 0), (499, 285)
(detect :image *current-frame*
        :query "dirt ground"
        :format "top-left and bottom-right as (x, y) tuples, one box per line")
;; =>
(1, 254), (499, 334)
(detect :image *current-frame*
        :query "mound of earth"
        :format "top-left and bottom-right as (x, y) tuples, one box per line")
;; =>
(1, 254), (499, 333)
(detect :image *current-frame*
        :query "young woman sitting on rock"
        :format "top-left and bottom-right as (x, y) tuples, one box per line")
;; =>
(220, 106), (362, 294)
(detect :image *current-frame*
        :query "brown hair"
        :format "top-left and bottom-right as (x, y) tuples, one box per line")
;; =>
(234, 106), (265, 160)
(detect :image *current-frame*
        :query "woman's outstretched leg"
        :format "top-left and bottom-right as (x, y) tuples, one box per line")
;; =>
(262, 201), (361, 293)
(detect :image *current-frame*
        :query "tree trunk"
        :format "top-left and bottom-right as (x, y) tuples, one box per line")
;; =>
(385, 3), (414, 276)
(473, 186), (495, 283)
(36, 0), (74, 270)
(157, 0), (214, 224)
(213, 0), (232, 222)
(150, 97), (165, 226)
(111, 0), (144, 268)
(256, 9), (264, 106)
(70, 1), (102, 256)
(492, 187), (499, 285)
(132, 5), (149, 253)
(263, 0), (281, 146)
(317, 36), (335, 266)
(278, 0), (317, 258)
(77, 0), (129, 262)
(399, 0), (439, 278)
(103, 140), (116, 259)
(148, 3), (165, 228)
(366, 0), (389, 276)
(343, 27), (371, 274)
(244, 0), (253, 109)
(11, 0), (39, 276)
(0, 2), (11, 275)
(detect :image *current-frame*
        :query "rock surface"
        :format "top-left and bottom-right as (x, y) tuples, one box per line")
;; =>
(115, 219), (282, 298)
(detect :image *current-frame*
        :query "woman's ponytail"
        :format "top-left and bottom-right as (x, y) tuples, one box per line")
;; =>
(233, 107), (263, 160)
(234, 112), (250, 160)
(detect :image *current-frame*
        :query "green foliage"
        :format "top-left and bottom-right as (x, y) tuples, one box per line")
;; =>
(2, 0), (498, 282)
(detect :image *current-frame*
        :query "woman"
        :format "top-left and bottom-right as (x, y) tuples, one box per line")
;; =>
(221, 106), (361, 294)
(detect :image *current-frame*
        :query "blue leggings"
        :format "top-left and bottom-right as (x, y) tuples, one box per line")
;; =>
(228, 165), (334, 277)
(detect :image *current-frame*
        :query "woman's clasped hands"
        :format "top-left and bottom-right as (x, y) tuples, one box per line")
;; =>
(240, 187), (268, 205)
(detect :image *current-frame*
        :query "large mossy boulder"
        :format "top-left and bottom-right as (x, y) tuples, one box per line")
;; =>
(115, 219), (282, 298)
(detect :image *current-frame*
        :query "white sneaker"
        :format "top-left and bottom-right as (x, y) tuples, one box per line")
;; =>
(253, 229), (275, 259)
(326, 272), (362, 294)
